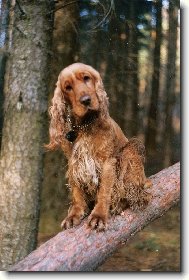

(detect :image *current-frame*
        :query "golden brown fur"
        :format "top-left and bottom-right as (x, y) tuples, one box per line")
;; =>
(46, 63), (151, 231)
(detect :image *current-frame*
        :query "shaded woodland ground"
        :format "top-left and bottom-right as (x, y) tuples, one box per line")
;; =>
(97, 206), (180, 272)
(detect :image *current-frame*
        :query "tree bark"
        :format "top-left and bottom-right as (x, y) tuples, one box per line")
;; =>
(0, 0), (53, 270)
(163, 0), (179, 167)
(145, 0), (163, 155)
(0, 0), (9, 148)
(123, 1), (139, 137)
(40, 0), (79, 233)
(10, 162), (180, 272)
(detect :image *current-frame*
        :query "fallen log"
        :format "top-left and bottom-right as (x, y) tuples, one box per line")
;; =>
(10, 162), (180, 271)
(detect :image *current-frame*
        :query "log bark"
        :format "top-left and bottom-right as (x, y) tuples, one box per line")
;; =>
(10, 162), (180, 272)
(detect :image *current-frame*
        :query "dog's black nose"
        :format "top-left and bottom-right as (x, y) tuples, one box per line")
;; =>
(80, 95), (91, 106)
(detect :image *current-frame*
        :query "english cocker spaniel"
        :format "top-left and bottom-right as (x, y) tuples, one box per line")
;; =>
(46, 63), (151, 231)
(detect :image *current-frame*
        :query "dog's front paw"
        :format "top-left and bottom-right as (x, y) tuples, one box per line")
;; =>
(61, 214), (82, 230)
(88, 212), (107, 231)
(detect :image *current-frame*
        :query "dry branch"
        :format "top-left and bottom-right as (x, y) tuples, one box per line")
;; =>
(10, 162), (180, 272)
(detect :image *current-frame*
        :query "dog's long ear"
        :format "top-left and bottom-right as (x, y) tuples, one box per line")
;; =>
(45, 75), (66, 150)
(92, 68), (109, 118)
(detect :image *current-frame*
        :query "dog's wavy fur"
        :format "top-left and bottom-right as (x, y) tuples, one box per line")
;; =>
(46, 63), (151, 231)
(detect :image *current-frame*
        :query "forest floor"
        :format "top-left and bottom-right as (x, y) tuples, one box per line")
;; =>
(37, 205), (180, 272)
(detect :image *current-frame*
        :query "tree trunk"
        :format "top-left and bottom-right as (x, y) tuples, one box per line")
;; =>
(10, 162), (180, 272)
(145, 0), (162, 155)
(0, 0), (53, 270)
(0, 0), (9, 148)
(123, 1), (139, 136)
(40, 0), (79, 233)
(163, 0), (179, 167)
(49, 0), (79, 79)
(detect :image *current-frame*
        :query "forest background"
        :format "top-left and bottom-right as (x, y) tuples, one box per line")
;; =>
(0, 0), (180, 271)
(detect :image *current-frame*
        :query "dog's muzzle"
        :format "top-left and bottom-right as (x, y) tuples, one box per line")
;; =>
(79, 95), (91, 106)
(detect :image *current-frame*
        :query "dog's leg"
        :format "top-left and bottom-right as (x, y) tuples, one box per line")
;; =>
(121, 141), (152, 210)
(88, 158), (116, 231)
(61, 180), (87, 230)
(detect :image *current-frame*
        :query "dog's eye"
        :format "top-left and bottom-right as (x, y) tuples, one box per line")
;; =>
(65, 85), (72, 91)
(83, 75), (90, 82)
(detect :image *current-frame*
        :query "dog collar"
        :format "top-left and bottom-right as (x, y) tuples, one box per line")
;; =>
(65, 111), (97, 142)
(65, 130), (78, 142)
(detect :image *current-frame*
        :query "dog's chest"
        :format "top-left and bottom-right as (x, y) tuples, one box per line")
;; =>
(69, 137), (102, 188)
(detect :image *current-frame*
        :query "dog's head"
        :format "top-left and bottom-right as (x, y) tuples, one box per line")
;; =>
(46, 63), (109, 149)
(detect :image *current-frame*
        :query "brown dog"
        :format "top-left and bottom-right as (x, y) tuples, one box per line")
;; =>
(46, 63), (151, 231)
